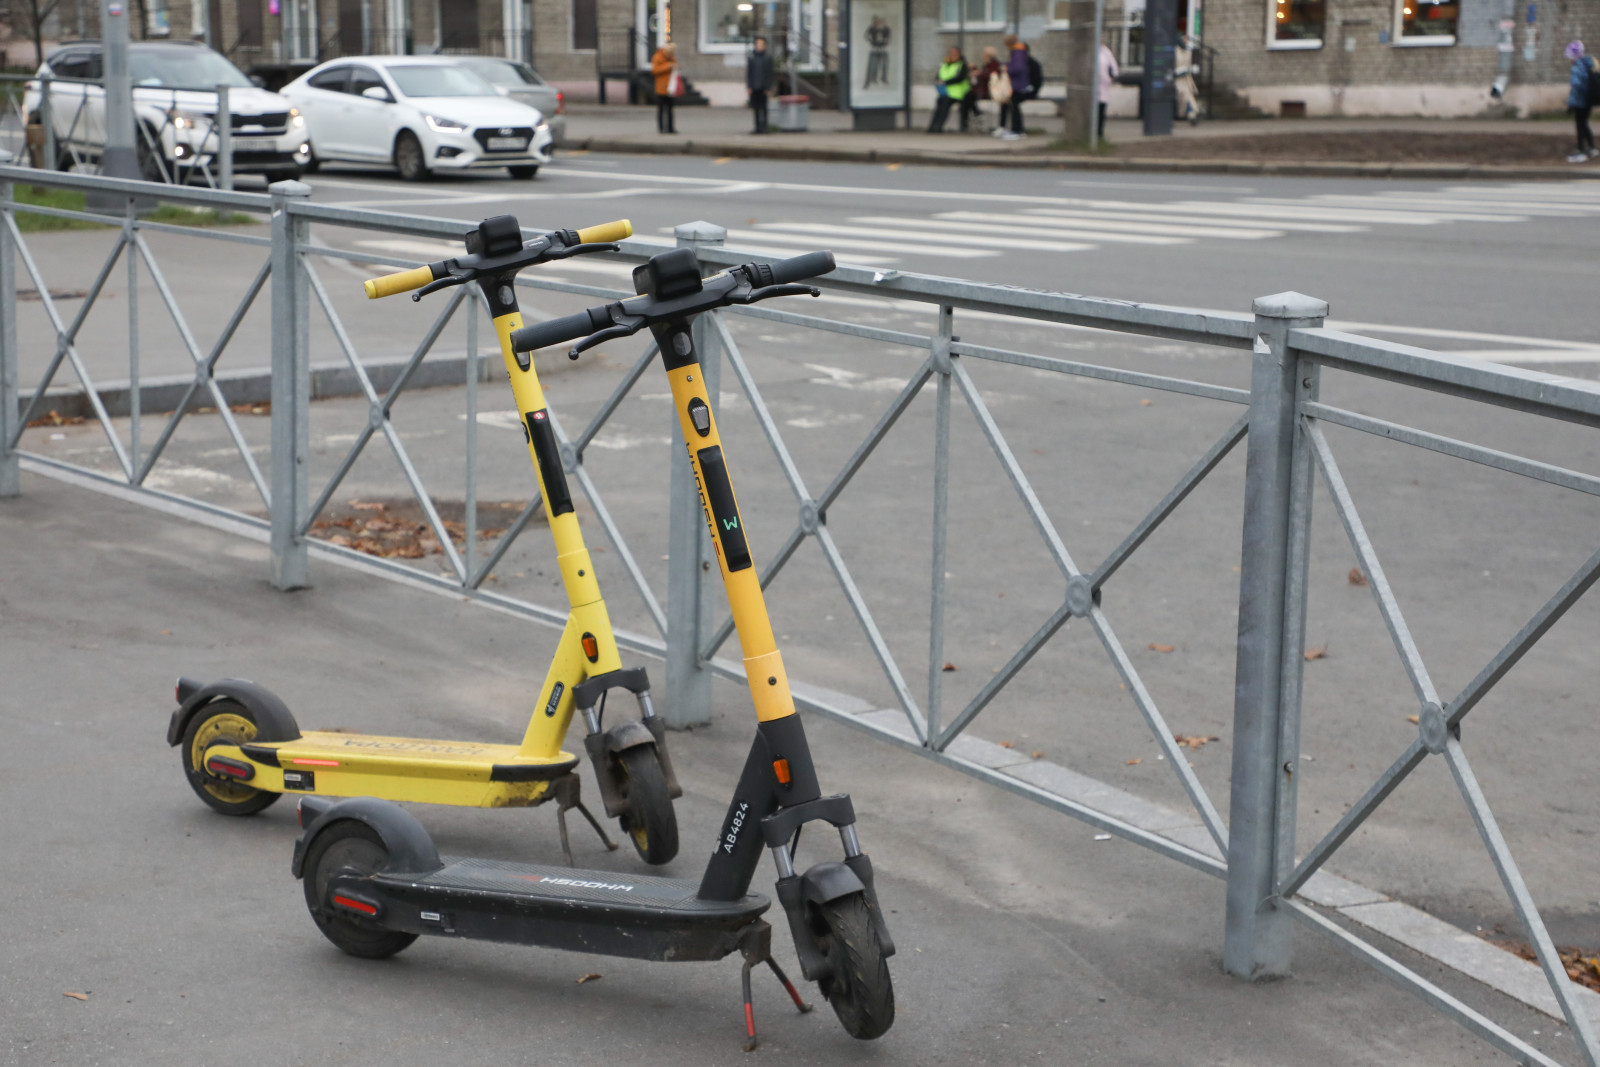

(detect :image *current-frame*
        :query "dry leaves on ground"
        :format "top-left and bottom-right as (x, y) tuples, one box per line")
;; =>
(1126, 758), (1142, 765)
(1494, 941), (1600, 994)
(1348, 567), (1368, 587)
(996, 740), (1014, 749)
(1304, 646), (1327, 661)
(576, 973), (603, 984)
(229, 401), (271, 415)
(27, 410), (86, 427)
(308, 499), (513, 560)
(1173, 734), (1220, 750)
(62, 992), (88, 1001)
(941, 662), (957, 672)
(1148, 643), (1175, 654)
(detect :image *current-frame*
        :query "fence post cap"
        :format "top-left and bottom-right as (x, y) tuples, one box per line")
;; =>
(0, 149), (11, 165)
(1252, 291), (1328, 320)
(268, 179), (313, 199)
(674, 220), (728, 246)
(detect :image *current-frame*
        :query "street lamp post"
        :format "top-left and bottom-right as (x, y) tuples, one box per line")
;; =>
(90, 0), (142, 209)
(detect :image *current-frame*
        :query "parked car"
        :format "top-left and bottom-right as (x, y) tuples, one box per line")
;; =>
(23, 40), (311, 183)
(445, 55), (565, 145)
(280, 55), (552, 181)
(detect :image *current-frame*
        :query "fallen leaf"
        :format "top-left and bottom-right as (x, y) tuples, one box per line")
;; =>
(941, 662), (957, 672)
(27, 409), (87, 428)
(1148, 643), (1175, 653)
(1138, 398), (1153, 407)
(158, 629), (171, 635)
(1347, 567), (1368, 586)
(1304, 645), (1327, 661)
(1173, 734), (1220, 750)
(1030, 751), (1044, 760)
(576, 973), (602, 984)
(1406, 715), (1420, 725)
(1126, 758), (1142, 765)
(351, 501), (387, 511)
(997, 740), (1014, 749)
(63, 992), (88, 1001)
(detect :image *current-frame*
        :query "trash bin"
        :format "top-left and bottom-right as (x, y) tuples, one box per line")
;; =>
(775, 94), (810, 132)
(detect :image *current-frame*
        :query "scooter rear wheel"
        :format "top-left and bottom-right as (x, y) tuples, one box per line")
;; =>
(302, 820), (418, 960)
(812, 894), (895, 1040)
(180, 699), (282, 816)
(617, 746), (679, 866)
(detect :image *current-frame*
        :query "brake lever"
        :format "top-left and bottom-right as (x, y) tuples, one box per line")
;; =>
(546, 241), (622, 261)
(733, 283), (822, 306)
(568, 323), (639, 360)
(411, 271), (471, 301)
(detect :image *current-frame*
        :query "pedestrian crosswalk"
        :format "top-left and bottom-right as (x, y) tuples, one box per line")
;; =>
(679, 180), (1600, 268)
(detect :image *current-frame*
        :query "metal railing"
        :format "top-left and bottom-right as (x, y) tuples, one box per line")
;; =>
(2, 162), (1598, 1067)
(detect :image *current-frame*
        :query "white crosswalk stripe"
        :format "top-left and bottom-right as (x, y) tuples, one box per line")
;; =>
(847, 215), (1187, 246)
(940, 209), (1284, 240)
(717, 228), (996, 259)
(755, 220), (1098, 253)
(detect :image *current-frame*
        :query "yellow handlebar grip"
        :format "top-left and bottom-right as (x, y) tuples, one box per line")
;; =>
(364, 265), (436, 300)
(575, 219), (633, 245)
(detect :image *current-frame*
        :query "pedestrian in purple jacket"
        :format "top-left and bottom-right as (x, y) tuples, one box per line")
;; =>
(1001, 35), (1030, 139)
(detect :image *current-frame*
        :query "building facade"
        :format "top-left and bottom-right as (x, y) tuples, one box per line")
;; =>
(5, 0), (1594, 115)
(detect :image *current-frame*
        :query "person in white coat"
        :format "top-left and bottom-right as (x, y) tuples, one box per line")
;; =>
(1096, 43), (1118, 139)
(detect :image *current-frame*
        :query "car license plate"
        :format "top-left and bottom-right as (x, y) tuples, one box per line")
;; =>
(487, 136), (527, 151)
(232, 136), (274, 149)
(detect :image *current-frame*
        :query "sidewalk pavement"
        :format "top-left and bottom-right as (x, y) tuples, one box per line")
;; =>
(0, 467), (1578, 1065)
(561, 102), (1589, 179)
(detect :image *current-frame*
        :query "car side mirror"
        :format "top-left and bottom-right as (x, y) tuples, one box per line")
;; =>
(362, 86), (393, 102)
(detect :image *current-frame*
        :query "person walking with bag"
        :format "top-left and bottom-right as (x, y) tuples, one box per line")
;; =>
(652, 43), (680, 134)
(927, 46), (972, 133)
(1566, 40), (1597, 163)
(999, 34), (1030, 140)
(747, 36), (775, 134)
(973, 46), (1002, 133)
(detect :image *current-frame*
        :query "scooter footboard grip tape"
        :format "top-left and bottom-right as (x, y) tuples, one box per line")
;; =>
(511, 308), (603, 353)
(364, 265), (435, 299)
(575, 219), (633, 244)
(767, 251), (835, 286)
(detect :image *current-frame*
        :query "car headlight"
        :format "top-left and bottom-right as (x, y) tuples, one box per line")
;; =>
(289, 107), (305, 128)
(536, 122), (550, 133)
(424, 113), (466, 133)
(167, 108), (208, 131)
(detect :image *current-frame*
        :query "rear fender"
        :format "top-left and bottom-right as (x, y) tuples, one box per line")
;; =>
(167, 677), (302, 747)
(291, 797), (442, 880)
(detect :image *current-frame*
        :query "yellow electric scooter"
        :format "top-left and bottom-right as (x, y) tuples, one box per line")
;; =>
(166, 216), (683, 866)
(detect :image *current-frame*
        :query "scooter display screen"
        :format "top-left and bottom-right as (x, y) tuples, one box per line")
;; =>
(695, 446), (752, 572)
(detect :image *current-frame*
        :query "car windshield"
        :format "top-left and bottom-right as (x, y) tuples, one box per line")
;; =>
(130, 49), (253, 90)
(458, 59), (543, 88)
(386, 65), (497, 98)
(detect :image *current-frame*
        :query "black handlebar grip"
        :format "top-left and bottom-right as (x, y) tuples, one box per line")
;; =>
(510, 307), (609, 353)
(765, 250), (836, 286)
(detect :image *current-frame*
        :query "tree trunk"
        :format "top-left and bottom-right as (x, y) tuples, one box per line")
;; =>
(1060, 0), (1097, 144)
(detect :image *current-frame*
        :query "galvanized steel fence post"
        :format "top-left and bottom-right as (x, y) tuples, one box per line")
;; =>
(1224, 291), (1327, 980)
(217, 84), (233, 191)
(0, 151), (17, 498)
(661, 220), (728, 727)
(268, 180), (313, 590)
(39, 74), (56, 172)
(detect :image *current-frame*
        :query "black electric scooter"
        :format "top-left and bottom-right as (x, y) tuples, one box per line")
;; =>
(293, 242), (895, 1048)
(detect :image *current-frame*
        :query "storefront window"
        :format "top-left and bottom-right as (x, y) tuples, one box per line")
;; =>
(941, 0), (1007, 28)
(1397, 0), (1457, 41)
(702, 0), (759, 48)
(1268, 0), (1323, 46)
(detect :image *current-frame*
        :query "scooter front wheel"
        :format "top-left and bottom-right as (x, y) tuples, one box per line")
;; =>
(180, 699), (282, 816)
(302, 820), (418, 960)
(617, 746), (679, 866)
(812, 894), (895, 1040)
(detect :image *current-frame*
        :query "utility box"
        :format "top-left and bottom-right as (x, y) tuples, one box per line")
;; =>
(776, 94), (810, 132)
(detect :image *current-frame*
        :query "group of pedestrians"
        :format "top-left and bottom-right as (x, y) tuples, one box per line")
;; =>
(926, 36), (1036, 138)
(653, 37), (780, 135)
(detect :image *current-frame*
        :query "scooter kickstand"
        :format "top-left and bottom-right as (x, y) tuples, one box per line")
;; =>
(766, 956), (813, 1014)
(741, 953), (759, 1052)
(551, 774), (617, 866)
(736, 921), (808, 1051)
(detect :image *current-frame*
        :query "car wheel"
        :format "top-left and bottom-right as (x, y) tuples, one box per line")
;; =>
(508, 165), (539, 180)
(393, 131), (428, 182)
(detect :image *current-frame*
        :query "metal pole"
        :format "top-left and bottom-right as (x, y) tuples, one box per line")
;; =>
(661, 220), (727, 728)
(269, 179), (314, 590)
(39, 72), (56, 172)
(1088, 0), (1104, 150)
(926, 305), (954, 744)
(96, 0), (141, 187)
(0, 151), (18, 498)
(217, 83), (233, 191)
(1223, 290), (1327, 981)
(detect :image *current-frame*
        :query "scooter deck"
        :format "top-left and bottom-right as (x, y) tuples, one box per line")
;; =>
(219, 731), (579, 808)
(350, 858), (770, 962)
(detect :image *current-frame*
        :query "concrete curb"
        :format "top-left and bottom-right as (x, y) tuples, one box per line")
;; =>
(572, 135), (1595, 181)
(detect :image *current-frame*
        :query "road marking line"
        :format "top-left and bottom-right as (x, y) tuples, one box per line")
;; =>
(723, 227), (998, 258)
(850, 215), (1185, 246)
(1240, 196), (1525, 222)
(939, 210), (1282, 240)
(1022, 206), (1363, 233)
(761, 220), (1101, 253)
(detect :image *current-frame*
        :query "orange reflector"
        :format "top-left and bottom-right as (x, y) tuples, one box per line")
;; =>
(773, 759), (791, 785)
(581, 633), (599, 661)
(292, 758), (340, 767)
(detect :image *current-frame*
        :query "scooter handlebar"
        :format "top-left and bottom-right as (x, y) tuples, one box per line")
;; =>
(576, 218), (633, 244)
(364, 264), (436, 300)
(762, 250), (836, 286)
(511, 307), (610, 354)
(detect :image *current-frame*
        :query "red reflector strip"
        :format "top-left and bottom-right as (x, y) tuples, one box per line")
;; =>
(772, 759), (791, 785)
(291, 758), (340, 767)
(333, 895), (378, 916)
(207, 759), (245, 777)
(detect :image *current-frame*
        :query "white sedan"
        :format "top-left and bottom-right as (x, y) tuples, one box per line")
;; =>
(281, 55), (552, 181)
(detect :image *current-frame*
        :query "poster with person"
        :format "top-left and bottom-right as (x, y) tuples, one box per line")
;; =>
(847, 0), (907, 111)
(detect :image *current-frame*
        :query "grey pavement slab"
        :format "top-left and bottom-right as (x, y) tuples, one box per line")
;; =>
(0, 470), (1578, 1065)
